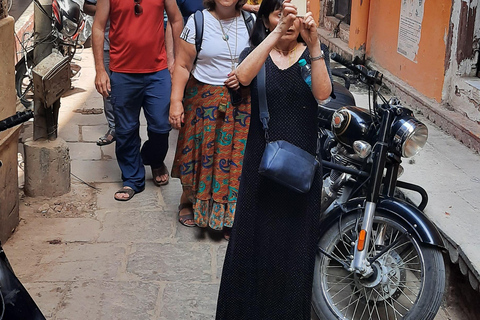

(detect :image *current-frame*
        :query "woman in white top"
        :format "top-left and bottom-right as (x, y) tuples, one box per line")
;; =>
(169, 0), (251, 238)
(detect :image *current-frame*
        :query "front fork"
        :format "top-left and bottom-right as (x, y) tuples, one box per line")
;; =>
(349, 109), (393, 277)
(350, 201), (376, 275)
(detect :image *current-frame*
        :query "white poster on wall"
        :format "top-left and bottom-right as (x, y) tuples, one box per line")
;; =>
(397, 0), (425, 62)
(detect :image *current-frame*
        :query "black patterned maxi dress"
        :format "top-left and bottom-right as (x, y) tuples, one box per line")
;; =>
(216, 47), (325, 320)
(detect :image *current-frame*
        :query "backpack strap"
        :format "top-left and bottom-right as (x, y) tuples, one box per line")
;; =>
(193, 10), (204, 62)
(241, 10), (254, 35)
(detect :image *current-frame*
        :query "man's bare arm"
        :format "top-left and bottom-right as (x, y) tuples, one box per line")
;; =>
(164, 0), (184, 58)
(92, 0), (110, 96)
(165, 21), (175, 73)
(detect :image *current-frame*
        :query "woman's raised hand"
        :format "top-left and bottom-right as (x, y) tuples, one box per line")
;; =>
(274, 0), (297, 34)
(300, 11), (319, 49)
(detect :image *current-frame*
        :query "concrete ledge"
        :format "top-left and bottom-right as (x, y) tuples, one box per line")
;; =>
(322, 16), (350, 43)
(318, 27), (355, 61)
(442, 232), (480, 291)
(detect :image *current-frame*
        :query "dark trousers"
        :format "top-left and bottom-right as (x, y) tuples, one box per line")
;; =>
(110, 69), (171, 192)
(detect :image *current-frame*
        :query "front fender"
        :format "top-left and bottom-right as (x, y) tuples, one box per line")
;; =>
(319, 197), (445, 249)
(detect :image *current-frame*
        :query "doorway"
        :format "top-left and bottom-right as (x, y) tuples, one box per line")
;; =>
(334, 0), (351, 24)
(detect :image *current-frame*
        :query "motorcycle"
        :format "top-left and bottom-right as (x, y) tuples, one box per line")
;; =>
(312, 53), (446, 320)
(15, 0), (88, 109)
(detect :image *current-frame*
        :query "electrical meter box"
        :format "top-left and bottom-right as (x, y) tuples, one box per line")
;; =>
(32, 52), (71, 107)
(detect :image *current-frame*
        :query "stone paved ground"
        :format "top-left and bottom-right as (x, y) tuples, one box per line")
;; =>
(7, 48), (227, 320)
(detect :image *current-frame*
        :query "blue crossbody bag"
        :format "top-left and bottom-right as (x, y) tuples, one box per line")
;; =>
(257, 63), (320, 193)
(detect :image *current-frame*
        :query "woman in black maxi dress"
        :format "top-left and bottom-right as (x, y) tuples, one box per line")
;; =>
(216, 0), (333, 319)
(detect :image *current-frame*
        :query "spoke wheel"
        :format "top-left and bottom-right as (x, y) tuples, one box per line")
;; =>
(15, 51), (34, 109)
(312, 212), (445, 320)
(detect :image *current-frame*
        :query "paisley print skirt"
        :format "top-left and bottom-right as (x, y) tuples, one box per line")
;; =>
(171, 77), (251, 230)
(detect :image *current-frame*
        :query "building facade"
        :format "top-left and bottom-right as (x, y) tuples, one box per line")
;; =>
(317, 0), (480, 152)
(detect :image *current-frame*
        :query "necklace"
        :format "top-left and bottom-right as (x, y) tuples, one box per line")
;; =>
(218, 16), (238, 71)
(273, 45), (298, 54)
(273, 44), (298, 67)
(218, 17), (236, 41)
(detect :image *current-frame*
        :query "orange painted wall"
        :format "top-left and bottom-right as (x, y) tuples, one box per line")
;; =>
(365, 0), (452, 102)
(310, 0), (320, 25)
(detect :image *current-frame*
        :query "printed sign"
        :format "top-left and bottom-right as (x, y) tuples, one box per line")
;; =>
(397, 0), (425, 62)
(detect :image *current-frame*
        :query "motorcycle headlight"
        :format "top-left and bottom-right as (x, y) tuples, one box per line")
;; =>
(62, 16), (79, 37)
(392, 118), (428, 158)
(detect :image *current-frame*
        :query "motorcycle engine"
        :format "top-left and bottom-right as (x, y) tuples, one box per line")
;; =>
(321, 145), (363, 212)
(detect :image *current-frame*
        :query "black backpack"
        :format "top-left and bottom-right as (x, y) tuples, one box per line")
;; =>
(193, 10), (254, 62)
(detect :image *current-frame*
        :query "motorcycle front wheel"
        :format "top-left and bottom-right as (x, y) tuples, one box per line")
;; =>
(15, 51), (34, 110)
(312, 212), (445, 320)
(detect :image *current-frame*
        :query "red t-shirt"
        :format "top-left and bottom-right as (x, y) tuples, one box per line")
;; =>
(108, 0), (167, 73)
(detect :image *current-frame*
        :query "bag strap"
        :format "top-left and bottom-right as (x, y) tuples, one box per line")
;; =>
(258, 63), (269, 132)
(257, 61), (321, 159)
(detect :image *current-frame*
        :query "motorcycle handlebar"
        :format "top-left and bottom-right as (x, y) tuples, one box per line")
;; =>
(330, 52), (354, 70)
(0, 110), (34, 132)
(330, 53), (383, 86)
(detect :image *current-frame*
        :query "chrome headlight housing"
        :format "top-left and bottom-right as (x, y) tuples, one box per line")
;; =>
(392, 117), (428, 158)
(62, 16), (79, 37)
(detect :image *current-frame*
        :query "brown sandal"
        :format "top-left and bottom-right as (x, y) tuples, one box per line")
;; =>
(178, 203), (196, 227)
(114, 186), (136, 201)
(152, 164), (169, 187)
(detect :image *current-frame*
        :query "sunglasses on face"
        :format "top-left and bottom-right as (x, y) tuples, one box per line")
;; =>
(134, 0), (143, 16)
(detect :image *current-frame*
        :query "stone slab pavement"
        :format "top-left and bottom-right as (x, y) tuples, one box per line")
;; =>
(5, 45), (476, 319)
(7, 47), (227, 320)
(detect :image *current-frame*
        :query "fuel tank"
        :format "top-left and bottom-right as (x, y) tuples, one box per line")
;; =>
(331, 106), (375, 148)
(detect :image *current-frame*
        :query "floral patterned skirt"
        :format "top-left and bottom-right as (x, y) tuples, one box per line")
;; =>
(171, 78), (251, 230)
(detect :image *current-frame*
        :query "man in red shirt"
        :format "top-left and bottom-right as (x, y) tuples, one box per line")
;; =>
(92, 0), (183, 201)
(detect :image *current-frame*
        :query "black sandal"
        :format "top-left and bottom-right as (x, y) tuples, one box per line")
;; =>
(178, 203), (196, 227)
(97, 128), (116, 146)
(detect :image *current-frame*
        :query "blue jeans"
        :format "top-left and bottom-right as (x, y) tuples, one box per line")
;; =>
(110, 69), (171, 192)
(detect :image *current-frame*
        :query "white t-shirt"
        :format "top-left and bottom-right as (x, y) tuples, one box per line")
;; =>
(181, 10), (251, 86)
